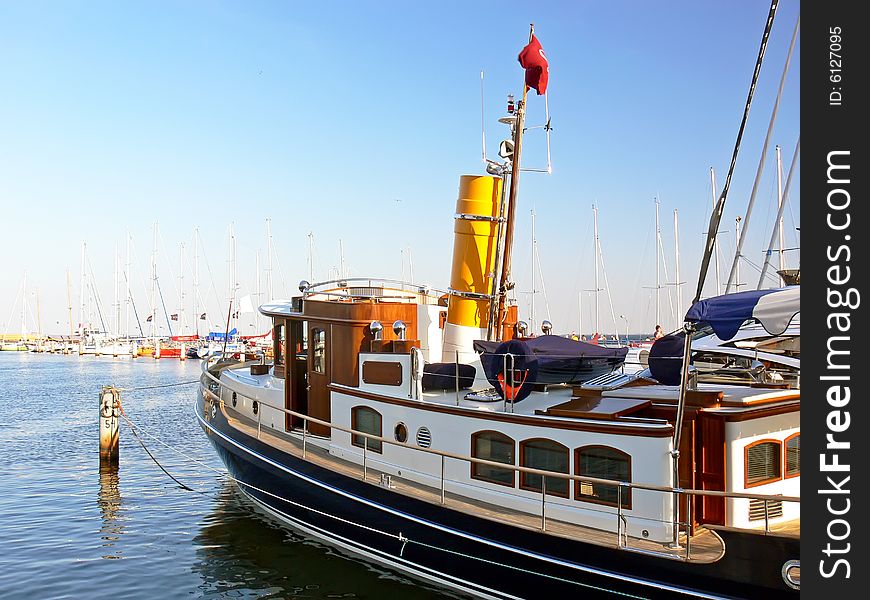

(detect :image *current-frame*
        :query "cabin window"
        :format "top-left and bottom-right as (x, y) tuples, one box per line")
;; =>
(785, 433), (800, 478)
(351, 406), (382, 453)
(471, 431), (515, 487)
(519, 439), (569, 498)
(745, 440), (782, 487)
(575, 446), (631, 507)
(274, 322), (285, 367)
(312, 327), (326, 373)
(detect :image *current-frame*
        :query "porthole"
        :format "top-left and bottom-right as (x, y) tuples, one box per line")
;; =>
(416, 427), (432, 448)
(232, 391), (237, 407)
(395, 422), (408, 443)
(252, 401), (259, 415)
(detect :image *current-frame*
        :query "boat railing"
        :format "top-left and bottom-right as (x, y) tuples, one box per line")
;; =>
(301, 277), (449, 302)
(199, 359), (799, 562)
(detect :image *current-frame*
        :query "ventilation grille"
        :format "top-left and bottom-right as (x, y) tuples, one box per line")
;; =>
(416, 427), (432, 448)
(749, 498), (783, 521)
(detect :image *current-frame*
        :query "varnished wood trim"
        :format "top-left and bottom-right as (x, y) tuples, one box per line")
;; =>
(362, 361), (403, 386)
(470, 430), (516, 488)
(574, 445), (632, 509)
(328, 384), (675, 437)
(784, 432), (800, 479)
(744, 438), (783, 489)
(719, 390), (800, 407)
(720, 401), (800, 422)
(519, 438), (569, 498)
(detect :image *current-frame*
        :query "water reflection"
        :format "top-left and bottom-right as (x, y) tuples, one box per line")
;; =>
(192, 481), (462, 599)
(97, 461), (125, 559)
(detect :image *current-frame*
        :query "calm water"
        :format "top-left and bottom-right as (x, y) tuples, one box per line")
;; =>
(0, 352), (459, 600)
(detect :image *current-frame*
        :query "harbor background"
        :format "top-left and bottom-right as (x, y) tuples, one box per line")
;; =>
(0, 352), (459, 599)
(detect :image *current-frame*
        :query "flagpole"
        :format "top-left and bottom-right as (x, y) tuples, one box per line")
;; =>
(496, 24), (534, 338)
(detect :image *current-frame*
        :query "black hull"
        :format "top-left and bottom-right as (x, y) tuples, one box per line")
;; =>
(196, 396), (798, 599)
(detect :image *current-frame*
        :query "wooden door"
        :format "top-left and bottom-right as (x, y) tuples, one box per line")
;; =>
(307, 322), (331, 437)
(696, 413), (726, 525)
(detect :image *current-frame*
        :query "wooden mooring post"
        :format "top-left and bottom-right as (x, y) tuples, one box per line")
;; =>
(100, 386), (121, 463)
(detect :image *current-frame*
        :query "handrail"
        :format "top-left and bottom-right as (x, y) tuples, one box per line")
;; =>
(200, 359), (800, 504)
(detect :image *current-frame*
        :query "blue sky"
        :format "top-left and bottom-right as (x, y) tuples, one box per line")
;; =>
(1, 1), (800, 338)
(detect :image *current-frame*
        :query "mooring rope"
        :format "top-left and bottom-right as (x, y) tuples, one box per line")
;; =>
(117, 402), (650, 599)
(117, 380), (200, 392)
(117, 406), (201, 493)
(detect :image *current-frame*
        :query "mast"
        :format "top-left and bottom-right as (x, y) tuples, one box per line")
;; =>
(194, 228), (200, 337)
(758, 138), (800, 288)
(125, 232), (131, 340)
(709, 168), (722, 295)
(734, 216), (742, 291)
(113, 245), (119, 338)
(339, 238), (346, 280)
(228, 222), (237, 334)
(79, 242), (87, 338)
(496, 25), (534, 336)
(150, 223), (158, 340)
(255, 249), (261, 332)
(654, 198), (661, 327)
(692, 0), (780, 304)
(673, 209), (681, 325)
(593, 204), (600, 335)
(307, 231), (315, 282)
(725, 14), (799, 294)
(266, 219), (274, 300)
(776, 145), (785, 277)
(179, 242), (185, 336)
(66, 269), (74, 343)
(21, 272), (27, 340)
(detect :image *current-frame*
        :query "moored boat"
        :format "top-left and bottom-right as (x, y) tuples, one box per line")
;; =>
(195, 20), (799, 599)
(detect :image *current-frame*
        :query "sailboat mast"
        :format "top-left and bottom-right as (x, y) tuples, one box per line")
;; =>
(179, 242), (185, 335)
(709, 168), (721, 295)
(125, 232), (131, 340)
(266, 219), (274, 300)
(79, 242), (86, 337)
(113, 245), (119, 337)
(66, 269), (74, 341)
(776, 145), (785, 277)
(593, 204), (600, 335)
(674, 209), (681, 326)
(151, 223), (158, 339)
(21, 272), (27, 339)
(194, 228), (200, 337)
(654, 198), (661, 327)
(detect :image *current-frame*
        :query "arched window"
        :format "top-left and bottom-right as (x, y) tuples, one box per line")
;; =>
(471, 431), (515, 487)
(519, 439), (569, 498)
(745, 439), (782, 487)
(575, 446), (631, 507)
(351, 406), (382, 454)
(785, 433), (800, 478)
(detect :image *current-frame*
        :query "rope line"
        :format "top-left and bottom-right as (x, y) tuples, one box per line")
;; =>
(117, 380), (200, 392)
(118, 408), (200, 493)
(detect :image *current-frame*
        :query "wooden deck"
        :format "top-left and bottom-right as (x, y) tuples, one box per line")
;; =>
(219, 405), (730, 564)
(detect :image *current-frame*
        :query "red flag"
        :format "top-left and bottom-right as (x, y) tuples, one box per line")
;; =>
(518, 34), (549, 95)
